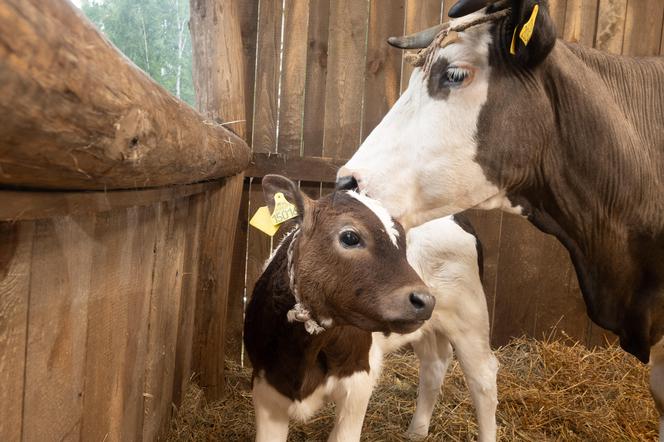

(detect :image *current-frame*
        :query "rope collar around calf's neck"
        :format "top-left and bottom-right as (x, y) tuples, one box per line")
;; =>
(285, 228), (326, 335)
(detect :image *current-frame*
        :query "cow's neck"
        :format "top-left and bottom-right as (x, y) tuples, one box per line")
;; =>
(501, 42), (664, 362)
(243, 233), (371, 401)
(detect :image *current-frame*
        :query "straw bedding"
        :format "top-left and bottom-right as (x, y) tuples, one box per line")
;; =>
(167, 336), (657, 441)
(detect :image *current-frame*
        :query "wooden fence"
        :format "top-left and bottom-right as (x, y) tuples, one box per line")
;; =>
(226, 0), (664, 363)
(0, 0), (249, 439)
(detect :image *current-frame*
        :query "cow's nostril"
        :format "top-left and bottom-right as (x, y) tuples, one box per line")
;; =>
(409, 292), (427, 310)
(336, 175), (358, 191)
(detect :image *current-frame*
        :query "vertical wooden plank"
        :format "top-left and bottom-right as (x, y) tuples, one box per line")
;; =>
(143, 199), (189, 441)
(172, 192), (206, 406)
(278, 0), (311, 154)
(238, 1), (260, 146)
(0, 222), (33, 441)
(563, 0), (599, 46)
(462, 209), (503, 340)
(192, 176), (244, 399)
(400, 0), (442, 93)
(491, 215), (588, 346)
(362, 0), (406, 141)
(245, 178), (273, 303)
(80, 206), (158, 441)
(302, 0), (331, 156)
(595, 0), (627, 54)
(547, 0), (569, 35)
(622, 0), (664, 56)
(251, 0), (283, 152)
(225, 180), (250, 363)
(322, 0), (370, 159)
(22, 216), (95, 442)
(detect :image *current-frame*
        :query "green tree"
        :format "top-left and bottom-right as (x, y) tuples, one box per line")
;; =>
(82, 0), (195, 105)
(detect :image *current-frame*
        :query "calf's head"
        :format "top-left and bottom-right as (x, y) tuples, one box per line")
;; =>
(263, 174), (434, 334)
(338, 0), (557, 229)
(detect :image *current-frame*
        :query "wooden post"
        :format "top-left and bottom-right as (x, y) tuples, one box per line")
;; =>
(0, 0), (250, 190)
(189, 0), (248, 400)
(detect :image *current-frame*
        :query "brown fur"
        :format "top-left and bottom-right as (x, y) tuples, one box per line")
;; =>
(475, 17), (664, 361)
(244, 177), (433, 400)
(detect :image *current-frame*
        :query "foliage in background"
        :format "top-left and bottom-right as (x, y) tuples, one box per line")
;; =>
(82, 0), (195, 105)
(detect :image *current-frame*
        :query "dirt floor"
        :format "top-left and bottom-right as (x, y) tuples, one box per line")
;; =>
(167, 336), (657, 441)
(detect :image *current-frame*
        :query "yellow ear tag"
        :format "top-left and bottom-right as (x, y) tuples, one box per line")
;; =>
(249, 206), (280, 236)
(519, 4), (539, 47)
(510, 27), (518, 55)
(270, 192), (298, 225)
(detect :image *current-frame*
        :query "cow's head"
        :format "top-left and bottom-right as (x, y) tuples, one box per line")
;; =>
(263, 174), (434, 334)
(337, 0), (557, 229)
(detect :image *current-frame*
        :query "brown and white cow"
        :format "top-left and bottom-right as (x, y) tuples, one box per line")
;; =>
(337, 0), (664, 432)
(244, 175), (498, 441)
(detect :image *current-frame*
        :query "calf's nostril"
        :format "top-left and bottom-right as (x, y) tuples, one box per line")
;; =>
(409, 292), (427, 310)
(336, 175), (359, 191)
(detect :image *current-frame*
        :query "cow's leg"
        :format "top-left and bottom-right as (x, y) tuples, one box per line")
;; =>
(450, 326), (498, 442)
(252, 377), (291, 442)
(327, 370), (377, 442)
(407, 330), (454, 439)
(650, 337), (664, 441)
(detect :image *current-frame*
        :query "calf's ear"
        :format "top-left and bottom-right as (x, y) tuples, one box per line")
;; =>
(506, 0), (556, 68)
(261, 174), (311, 224)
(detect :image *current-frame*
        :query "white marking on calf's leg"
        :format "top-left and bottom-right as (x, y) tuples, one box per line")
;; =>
(345, 190), (400, 247)
(328, 342), (384, 442)
(252, 377), (291, 442)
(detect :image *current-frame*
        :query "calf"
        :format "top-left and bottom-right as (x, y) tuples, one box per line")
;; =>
(244, 175), (497, 441)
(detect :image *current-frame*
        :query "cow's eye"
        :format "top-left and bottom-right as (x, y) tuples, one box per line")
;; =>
(444, 66), (470, 86)
(339, 230), (361, 248)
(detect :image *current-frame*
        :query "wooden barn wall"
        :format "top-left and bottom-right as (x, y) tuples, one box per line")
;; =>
(227, 0), (664, 362)
(0, 185), (232, 441)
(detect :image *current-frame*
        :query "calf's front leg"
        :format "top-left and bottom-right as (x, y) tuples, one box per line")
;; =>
(252, 377), (291, 442)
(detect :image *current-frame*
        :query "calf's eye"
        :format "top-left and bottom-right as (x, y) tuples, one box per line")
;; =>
(339, 230), (361, 248)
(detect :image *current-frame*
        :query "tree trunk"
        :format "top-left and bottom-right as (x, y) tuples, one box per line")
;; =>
(0, 0), (250, 190)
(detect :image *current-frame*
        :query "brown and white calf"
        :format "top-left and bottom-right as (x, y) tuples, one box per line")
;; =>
(337, 0), (664, 433)
(244, 175), (497, 441)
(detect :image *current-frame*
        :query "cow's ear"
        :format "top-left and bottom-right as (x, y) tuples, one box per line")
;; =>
(505, 0), (556, 68)
(262, 174), (311, 224)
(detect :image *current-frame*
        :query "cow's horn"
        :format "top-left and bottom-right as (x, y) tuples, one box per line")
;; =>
(448, 0), (494, 18)
(387, 24), (446, 49)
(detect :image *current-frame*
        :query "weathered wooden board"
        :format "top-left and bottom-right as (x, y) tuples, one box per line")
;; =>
(401, 0), (442, 93)
(225, 181), (251, 364)
(278, 0), (311, 154)
(362, 0), (406, 141)
(22, 216), (95, 441)
(143, 200), (189, 440)
(80, 206), (158, 441)
(322, 0), (370, 159)
(172, 193), (206, 406)
(0, 222), (33, 441)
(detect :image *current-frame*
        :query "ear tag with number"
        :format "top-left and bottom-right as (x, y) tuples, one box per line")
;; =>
(249, 206), (280, 236)
(270, 192), (298, 225)
(519, 4), (539, 46)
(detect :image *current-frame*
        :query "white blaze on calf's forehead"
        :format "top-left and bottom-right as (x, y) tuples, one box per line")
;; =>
(345, 191), (400, 247)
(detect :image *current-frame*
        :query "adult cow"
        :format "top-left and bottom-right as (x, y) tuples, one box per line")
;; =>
(337, 0), (664, 432)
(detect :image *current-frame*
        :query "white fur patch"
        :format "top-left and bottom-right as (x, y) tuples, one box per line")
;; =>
(346, 191), (400, 247)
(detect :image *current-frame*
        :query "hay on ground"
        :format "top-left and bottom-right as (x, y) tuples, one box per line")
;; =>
(167, 336), (657, 441)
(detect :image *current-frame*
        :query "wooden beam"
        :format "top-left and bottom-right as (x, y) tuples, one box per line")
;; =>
(0, 182), (221, 221)
(246, 153), (345, 182)
(189, 0), (247, 401)
(0, 0), (250, 191)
